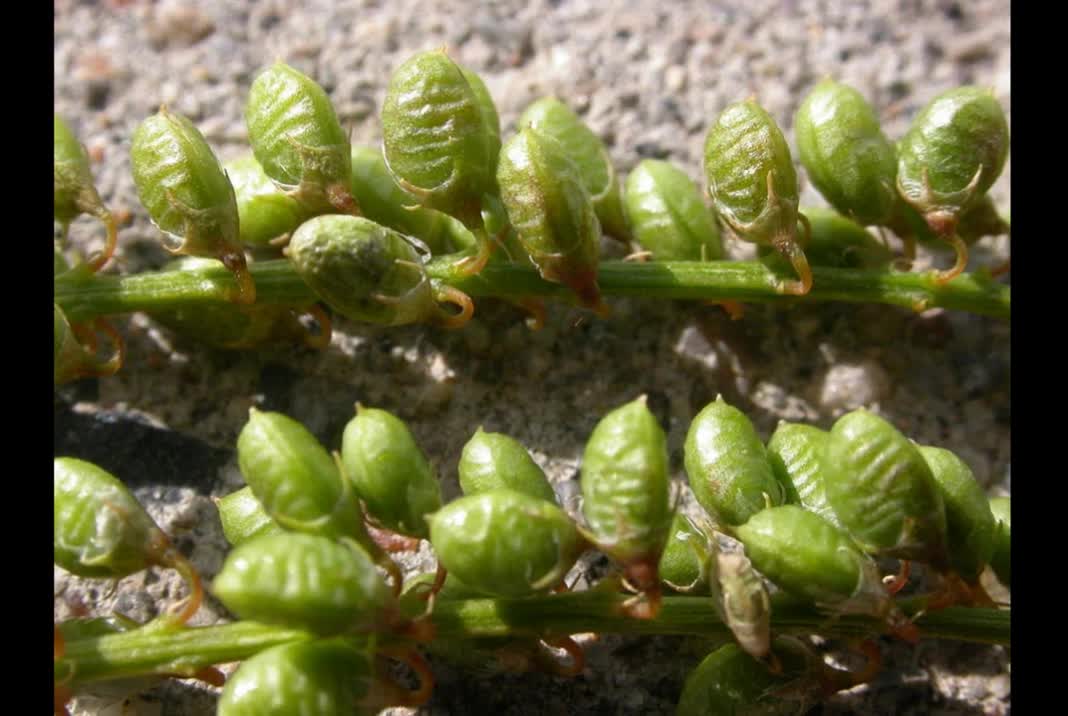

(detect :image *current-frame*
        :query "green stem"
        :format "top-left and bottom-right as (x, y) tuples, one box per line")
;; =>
(56, 593), (1009, 689)
(55, 258), (1009, 324)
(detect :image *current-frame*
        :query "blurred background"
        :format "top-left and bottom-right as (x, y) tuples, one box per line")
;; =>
(54, 1), (1010, 714)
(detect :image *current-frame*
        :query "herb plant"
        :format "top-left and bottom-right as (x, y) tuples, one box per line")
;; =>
(54, 48), (1009, 714)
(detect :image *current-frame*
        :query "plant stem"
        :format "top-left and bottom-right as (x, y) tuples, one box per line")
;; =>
(56, 593), (1009, 689)
(54, 257), (1009, 325)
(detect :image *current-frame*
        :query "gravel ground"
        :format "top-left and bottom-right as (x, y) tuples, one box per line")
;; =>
(54, 1), (1010, 714)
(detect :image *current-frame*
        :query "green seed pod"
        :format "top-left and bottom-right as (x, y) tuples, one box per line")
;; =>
(245, 62), (359, 215)
(213, 532), (392, 634)
(795, 80), (897, 226)
(765, 421), (839, 525)
(581, 396), (672, 582)
(460, 66), (502, 178)
(55, 115), (117, 272)
(150, 257), (323, 350)
(350, 145), (468, 255)
(218, 640), (374, 716)
(497, 127), (604, 311)
(896, 87), (1009, 237)
(458, 427), (557, 503)
(287, 214), (472, 328)
(623, 159), (724, 261)
(518, 97), (631, 241)
(215, 486), (282, 547)
(236, 408), (369, 547)
(684, 396), (784, 527)
(54, 458), (165, 578)
(759, 207), (893, 270)
(708, 548), (772, 661)
(130, 107), (253, 302)
(428, 489), (584, 598)
(824, 409), (948, 565)
(704, 100), (811, 295)
(381, 49), (495, 227)
(223, 154), (311, 247)
(54, 304), (121, 386)
(341, 405), (442, 539)
(988, 497), (1010, 587)
(735, 506), (890, 618)
(659, 513), (712, 595)
(918, 446), (996, 581)
(675, 637), (823, 716)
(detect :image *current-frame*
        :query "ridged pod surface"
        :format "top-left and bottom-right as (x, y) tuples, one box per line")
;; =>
(381, 50), (494, 226)
(580, 396), (672, 568)
(919, 446), (995, 581)
(458, 427), (557, 503)
(795, 80), (897, 226)
(341, 406), (442, 539)
(224, 155), (310, 247)
(623, 159), (723, 261)
(497, 127), (603, 311)
(287, 215), (439, 326)
(216, 486), (282, 547)
(54, 458), (163, 578)
(684, 396), (783, 527)
(461, 66), (502, 178)
(766, 421), (839, 525)
(896, 87), (1009, 233)
(704, 100), (798, 245)
(130, 108), (241, 259)
(213, 532), (391, 634)
(245, 63), (357, 214)
(519, 97), (630, 241)
(350, 145), (466, 255)
(735, 505), (890, 617)
(675, 637), (823, 716)
(658, 513), (712, 595)
(824, 410), (948, 565)
(217, 640), (374, 716)
(988, 497), (1010, 587)
(428, 489), (584, 597)
(237, 409), (369, 547)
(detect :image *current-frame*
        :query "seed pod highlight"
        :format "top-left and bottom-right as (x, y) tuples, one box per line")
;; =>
(988, 497), (1010, 587)
(428, 489), (584, 598)
(223, 154), (311, 248)
(704, 100), (812, 295)
(217, 640), (375, 716)
(684, 396), (784, 527)
(498, 126), (605, 313)
(213, 532), (392, 635)
(245, 62), (360, 216)
(519, 97), (631, 242)
(918, 446), (996, 582)
(286, 214), (473, 328)
(823, 409), (948, 566)
(623, 159), (724, 261)
(54, 114), (117, 272)
(458, 427), (557, 503)
(237, 408), (370, 547)
(735, 505), (891, 619)
(896, 87), (1009, 282)
(765, 421), (839, 525)
(341, 405), (442, 539)
(215, 486), (282, 547)
(795, 79), (897, 226)
(708, 548), (772, 661)
(581, 396), (672, 605)
(130, 107), (254, 302)
(381, 49), (495, 229)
